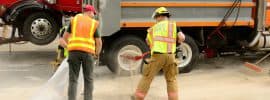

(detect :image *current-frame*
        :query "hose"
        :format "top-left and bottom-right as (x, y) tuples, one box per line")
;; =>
(208, 0), (242, 40)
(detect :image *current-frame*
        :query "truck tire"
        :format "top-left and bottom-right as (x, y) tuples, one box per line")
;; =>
(107, 35), (149, 74)
(176, 35), (199, 73)
(23, 12), (59, 45)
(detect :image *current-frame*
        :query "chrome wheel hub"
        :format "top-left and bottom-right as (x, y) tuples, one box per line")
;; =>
(30, 18), (52, 39)
(118, 45), (143, 71)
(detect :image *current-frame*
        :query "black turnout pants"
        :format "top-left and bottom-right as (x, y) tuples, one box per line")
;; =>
(68, 51), (94, 100)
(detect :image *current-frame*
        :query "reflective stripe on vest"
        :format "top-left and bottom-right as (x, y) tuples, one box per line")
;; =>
(64, 48), (68, 57)
(149, 20), (177, 54)
(167, 22), (176, 53)
(67, 14), (99, 54)
(147, 28), (154, 49)
(154, 36), (176, 43)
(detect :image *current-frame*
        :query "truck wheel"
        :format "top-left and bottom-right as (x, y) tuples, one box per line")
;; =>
(176, 35), (199, 73)
(23, 12), (59, 45)
(107, 35), (149, 74)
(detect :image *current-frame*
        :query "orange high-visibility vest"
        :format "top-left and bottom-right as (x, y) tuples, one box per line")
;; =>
(67, 14), (99, 54)
(147, 20), (177, 54)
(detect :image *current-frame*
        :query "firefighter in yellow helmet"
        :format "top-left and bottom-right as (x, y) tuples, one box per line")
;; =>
(134, 7), (185, 100)
(51, 25), (69, 71)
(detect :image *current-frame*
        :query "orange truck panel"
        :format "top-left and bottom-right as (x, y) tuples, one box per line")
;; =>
(266, 0), (270, 27)
(121, 21), (254, 28)
(121, 2), (255, 7)
(120, 1), (255, 28)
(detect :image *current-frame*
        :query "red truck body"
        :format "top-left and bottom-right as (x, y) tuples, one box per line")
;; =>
(0, 0), (81, 12)
(0, 0), (18, 7)
(43, 0), (82, 12)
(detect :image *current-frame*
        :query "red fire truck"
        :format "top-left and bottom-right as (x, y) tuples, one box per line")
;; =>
(1, 0), (270, 73)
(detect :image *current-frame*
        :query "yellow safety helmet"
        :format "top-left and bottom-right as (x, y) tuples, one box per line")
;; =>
(152, 7), (171, 19)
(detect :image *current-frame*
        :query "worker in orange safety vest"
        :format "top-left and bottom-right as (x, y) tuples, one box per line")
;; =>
(59, 4), (102, 100)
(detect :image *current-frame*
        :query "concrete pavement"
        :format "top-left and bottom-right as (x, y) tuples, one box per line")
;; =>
(0, 41), (270, 100)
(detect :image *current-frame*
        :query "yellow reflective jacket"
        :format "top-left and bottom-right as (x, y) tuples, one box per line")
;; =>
(147, 20), (177, 54)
